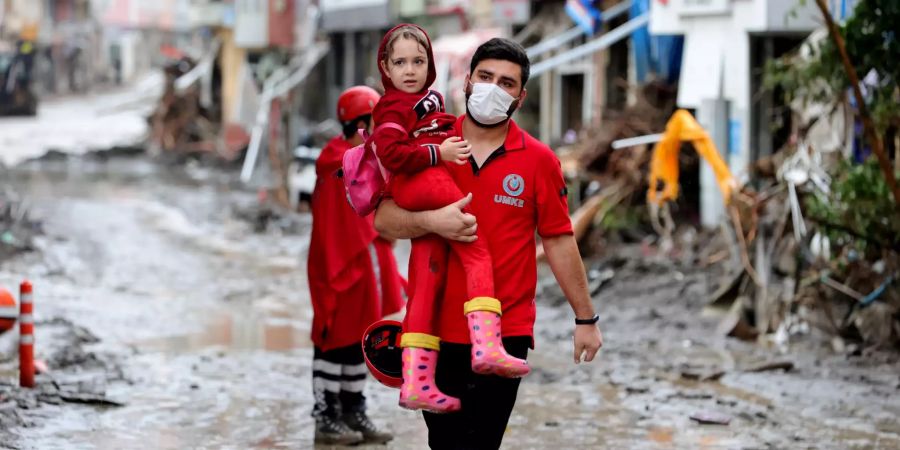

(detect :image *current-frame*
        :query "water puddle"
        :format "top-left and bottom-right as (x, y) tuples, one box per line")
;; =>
(136, 302), (313, 354)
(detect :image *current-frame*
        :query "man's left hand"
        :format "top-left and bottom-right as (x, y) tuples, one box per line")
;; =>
(573, 324), (603, 364)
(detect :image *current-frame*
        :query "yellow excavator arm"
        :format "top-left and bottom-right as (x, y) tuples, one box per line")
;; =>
(647, 109), (737, 206)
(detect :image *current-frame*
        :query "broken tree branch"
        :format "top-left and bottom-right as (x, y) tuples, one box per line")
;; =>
(821, 275), (865, 301)
(729, 205), (763, 287)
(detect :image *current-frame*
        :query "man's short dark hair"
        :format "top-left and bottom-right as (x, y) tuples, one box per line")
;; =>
(470, 38), (530, 86)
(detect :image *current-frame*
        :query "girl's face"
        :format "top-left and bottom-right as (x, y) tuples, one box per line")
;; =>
(381, 37), (428, 94)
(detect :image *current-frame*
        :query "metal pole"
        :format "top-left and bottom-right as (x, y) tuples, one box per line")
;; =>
(240, 43), (329, 183)
(611, 133), (664, 150)
(525, 0), (633, 59)
(530, 13), (649, 78)
(19, 280), (34, 388)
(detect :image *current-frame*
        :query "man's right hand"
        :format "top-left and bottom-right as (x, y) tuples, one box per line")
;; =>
(423, 193), (478, 242)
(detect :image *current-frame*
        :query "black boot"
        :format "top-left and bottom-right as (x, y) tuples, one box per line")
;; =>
(314, 415), (363, 445)
(341, 410), (393, 444)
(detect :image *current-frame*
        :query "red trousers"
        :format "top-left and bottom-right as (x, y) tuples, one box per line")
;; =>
(393, 164), (494, 337)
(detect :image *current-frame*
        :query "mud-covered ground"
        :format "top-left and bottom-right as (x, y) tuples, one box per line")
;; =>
(0, 154), (898, 449)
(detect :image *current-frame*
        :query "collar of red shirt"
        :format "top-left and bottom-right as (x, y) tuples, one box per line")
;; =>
(454, 115), (527, 153)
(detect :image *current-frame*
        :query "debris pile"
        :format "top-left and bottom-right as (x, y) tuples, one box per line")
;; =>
(553, 83), (677, 257)
(147, 57), (227, 159)
(721, 154), (900, 350)
(0, 189), (41, 260)
(0, 318), (123, 441)
(568, 126), (900, 350)
(560, 86), (898, 351)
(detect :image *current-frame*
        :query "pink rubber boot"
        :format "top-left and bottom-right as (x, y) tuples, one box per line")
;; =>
(465, 298), (530, 378)
(398, 335), (461, 413)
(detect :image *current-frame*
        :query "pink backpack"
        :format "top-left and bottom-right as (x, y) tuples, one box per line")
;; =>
(342, 122), (406, 216)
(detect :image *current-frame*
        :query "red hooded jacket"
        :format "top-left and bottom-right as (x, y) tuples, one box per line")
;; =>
(308, 135), (405, 351)
(369, 23), (458, 174)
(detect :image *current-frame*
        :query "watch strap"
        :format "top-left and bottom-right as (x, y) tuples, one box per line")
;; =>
(575, 314), (599, 325)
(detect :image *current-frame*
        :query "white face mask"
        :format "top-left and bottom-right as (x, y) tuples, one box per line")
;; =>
(466, 82), (518, 126)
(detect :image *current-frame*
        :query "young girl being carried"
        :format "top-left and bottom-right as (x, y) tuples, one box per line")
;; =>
(369, 24), (530, 413)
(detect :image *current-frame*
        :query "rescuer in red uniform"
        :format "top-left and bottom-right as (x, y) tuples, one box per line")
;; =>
(308, 85), (405, 445)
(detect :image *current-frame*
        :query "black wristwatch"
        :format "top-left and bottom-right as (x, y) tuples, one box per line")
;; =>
(575, 314), (599, 325)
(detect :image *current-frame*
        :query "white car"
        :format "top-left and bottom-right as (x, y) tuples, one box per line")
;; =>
(288, 145), (321, 209)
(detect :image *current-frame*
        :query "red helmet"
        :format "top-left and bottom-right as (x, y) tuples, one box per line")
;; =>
(337, 86), (380, 123)
(361, 319), (403, 388)
(0, 287), (17, 334)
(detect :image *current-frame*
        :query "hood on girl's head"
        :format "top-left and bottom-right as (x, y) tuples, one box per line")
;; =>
(378, 23), (437, 94)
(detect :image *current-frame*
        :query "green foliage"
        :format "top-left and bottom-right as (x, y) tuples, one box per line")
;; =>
(806, 158), (900, 251)
(763, 0), (900, 132)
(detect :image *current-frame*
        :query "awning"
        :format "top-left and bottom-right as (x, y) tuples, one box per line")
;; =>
(320, 0), (391, 32)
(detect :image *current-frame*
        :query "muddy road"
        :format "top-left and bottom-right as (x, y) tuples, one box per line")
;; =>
(1, 155), (898, 449)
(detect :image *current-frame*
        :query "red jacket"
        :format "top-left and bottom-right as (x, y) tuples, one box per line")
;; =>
(308, 135), (405, 351)
(369, 23), (457, 174)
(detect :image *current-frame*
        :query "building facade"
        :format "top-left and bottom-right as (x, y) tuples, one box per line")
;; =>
(650, 0), (857, 225)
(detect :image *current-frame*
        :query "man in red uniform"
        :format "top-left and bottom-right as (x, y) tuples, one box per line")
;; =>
(375, 38), (604, 449)
(308, 86), (405, 445)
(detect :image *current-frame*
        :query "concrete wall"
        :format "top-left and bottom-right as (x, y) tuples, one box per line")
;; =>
(235, 0), (268, 48)
(2, 0), (43, 40)
(267, 0), (295, 49)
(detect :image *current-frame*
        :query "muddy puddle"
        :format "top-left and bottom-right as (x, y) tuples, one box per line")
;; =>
(2, 156), (899, 449)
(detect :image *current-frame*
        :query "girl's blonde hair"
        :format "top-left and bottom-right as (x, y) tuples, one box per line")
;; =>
(382, 25), (429, 62)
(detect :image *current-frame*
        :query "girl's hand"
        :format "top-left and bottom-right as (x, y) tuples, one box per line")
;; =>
(439, 137), (471, 165)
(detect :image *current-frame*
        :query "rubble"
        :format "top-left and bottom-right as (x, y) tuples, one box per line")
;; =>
(562, 82), (675, 182)
(688, 410), (731, 426)
(147, 57), (228, 159)
(538, 0), (900, 355)
(744, 361), (794, 373)
(553, 70), (899, 353)
(707, 154), (900, 350)
(0, 318), (123, 443)
(544, 84), (675, 261)
(558, 72), (899, 354)
(230, 189), (310, 234)
(0, 189), (41, 261)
